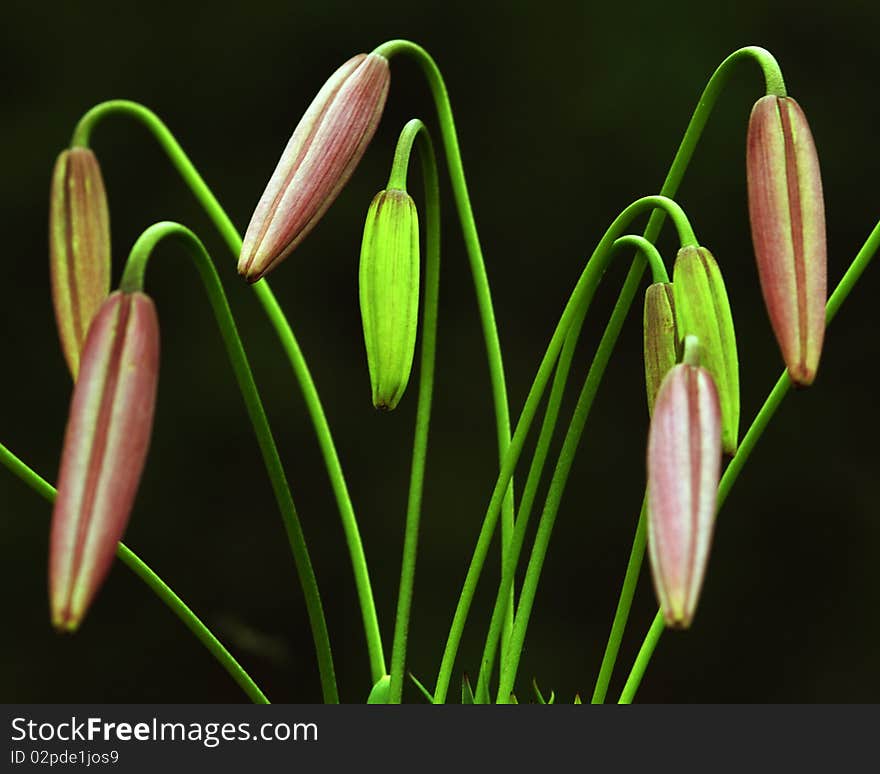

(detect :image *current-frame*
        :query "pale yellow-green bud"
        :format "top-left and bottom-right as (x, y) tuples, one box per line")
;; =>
(359, 189), (420, 410)
(643, 282), (678, 416)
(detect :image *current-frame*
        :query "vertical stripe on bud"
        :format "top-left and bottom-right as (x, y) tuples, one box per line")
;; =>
(647, 358), (722, 629)
(747, 95), (827, 386)
(359, 189), (420, 411)
(239, 53), (391, 283)
(49, 148), (112, 379)
(672, 246), (739, 455)
(49, 291), (160, 631)
(643, 282), (679, 416)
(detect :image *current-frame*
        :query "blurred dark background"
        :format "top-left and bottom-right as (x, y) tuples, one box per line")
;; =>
(2, 0), (878, 704)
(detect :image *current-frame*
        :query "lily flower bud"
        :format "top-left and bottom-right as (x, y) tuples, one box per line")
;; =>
(49, 291), (160, 631)
(643, 282), (678, 416)
(239, 53), (391, 283)
(647, 338), (722, 629)
(49, 147), (111, 379)
(672, 246), (739, 455)
(747, 95), (826, 386)
(359, 189), (419, 411)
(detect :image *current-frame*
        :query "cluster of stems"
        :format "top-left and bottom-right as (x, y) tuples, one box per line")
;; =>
(4, 40), (878, 705)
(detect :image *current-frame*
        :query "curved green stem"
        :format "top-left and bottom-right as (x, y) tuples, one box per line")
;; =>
(617, 216), (880, 703)
(375, 40), (519, 659)
(71, 101), (385, 683)
(387, 121), (442, 703)
(432, 196), (695, 703)
(0, 443), (269, 704)
(618, 612), (664, 704)
(494, 233), (684, 703)
(473, 238), (667, 703)
(122, 221), (337, 703)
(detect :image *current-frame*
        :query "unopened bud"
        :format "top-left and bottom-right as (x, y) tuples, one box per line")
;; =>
(49, 291), (160, 631)
(643, 282), (678, 415)
(747, 95), (826, 386)
(239, 53), (391, 282)
(647, 359), (722, 628)
(359, 189), (420, 411)
(672, 246), (739, 455)
(49, 148), (111, 379)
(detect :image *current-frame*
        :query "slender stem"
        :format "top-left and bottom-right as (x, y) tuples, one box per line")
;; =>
(618, 612), (664, 704)
(432, 196), (695, 704)
(375, 40), (518, 660)
(123, 221), (338, 703)
(388, 122), (442, 703)
(473, 238), (667, 702)
(71, 101), (385, 683)
(0, 443), (269, 704)
(618, 216), (880, 702)
(591, 498), (647, 703)
(494, 235), (682, 703)
(386, 125), (417, 190)
(503, 238), (666, 580)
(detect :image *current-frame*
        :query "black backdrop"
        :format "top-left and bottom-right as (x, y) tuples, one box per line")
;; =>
(2, 0), (878, 703)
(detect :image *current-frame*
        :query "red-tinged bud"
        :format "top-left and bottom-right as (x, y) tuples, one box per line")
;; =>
(647, 340), (722, 629)
(239, 53), (391, 283)
(747, 95), (827, 386)
(49, 291), (159, 631)
(49, 148), (112, 379)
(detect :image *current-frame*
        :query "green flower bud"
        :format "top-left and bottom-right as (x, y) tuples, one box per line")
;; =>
(672, 246), (739, 454)
(359, 189), (419, 410)
(643, 282), (679, 416)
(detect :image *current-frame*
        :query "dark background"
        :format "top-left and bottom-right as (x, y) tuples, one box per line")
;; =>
(2, 0), (878, 703)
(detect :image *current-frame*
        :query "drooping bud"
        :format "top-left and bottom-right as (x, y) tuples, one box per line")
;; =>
(647, 339), (722, 629)
(359, 189), (420, 411)
(643, 282), (679, 416)
(239, 53), (391, 283)
(672, 246), (739, 455)
(49, 148), (112, 379)
(49, 291), (160, 631)
(747, 95), (826, 386)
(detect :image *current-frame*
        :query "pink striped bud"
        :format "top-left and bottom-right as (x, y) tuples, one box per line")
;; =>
(49, 148), (112, 379)
(239, 53), (391, 283)
(49, 291), (160, 631)
(647, 340), (722, 629)
(747, 95), (827, 386)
